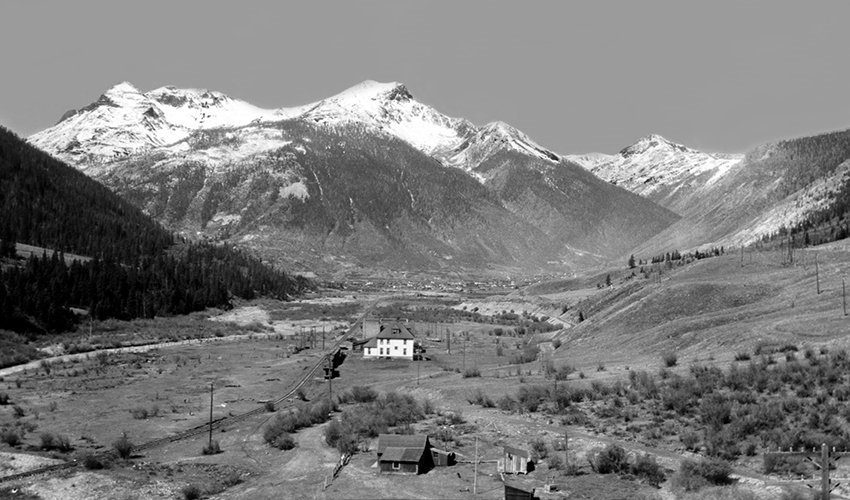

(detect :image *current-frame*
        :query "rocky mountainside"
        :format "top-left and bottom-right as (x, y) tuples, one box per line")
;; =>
(570, 132), (850, 255)
(29, 80), (679, 274)
(567, 134), (743, 216)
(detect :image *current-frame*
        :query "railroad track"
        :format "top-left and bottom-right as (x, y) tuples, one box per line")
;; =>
(0, 304), (375, 484)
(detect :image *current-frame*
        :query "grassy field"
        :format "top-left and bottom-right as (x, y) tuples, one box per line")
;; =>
(2, 244), (850, 498)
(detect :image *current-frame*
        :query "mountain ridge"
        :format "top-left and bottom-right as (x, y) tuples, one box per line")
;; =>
(28, 80), (681, 274)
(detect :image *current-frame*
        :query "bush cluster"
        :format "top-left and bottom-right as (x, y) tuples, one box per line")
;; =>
(325, 392), (426, 454)
(588, 444), (665, 487)
(263, 400), (336, 450)
(672, 458), (733, 492)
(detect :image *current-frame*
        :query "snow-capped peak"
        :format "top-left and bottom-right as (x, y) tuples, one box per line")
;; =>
(104, 81), (142, 98)
(620, 133), (696, 157)
(329, 80), (412, 103)
(569, 133), (744, 212)
(30, 79), (564, 182)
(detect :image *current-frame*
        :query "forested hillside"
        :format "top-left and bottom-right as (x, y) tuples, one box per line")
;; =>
(0, 126), (310, 335)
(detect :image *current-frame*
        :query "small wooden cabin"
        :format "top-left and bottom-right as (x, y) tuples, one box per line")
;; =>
(504, 483), (536, 500)
(376, 434), (434, 474)
(500, 445), (533, 474)
(430, 447), (456, 467)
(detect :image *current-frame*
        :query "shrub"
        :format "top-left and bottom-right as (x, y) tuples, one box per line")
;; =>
(80, 451), (104, 470)
(0, 393), (8, 405)
(589, 444), (629, 474)
(530, 438), (548, 460)
(129, 405), (159, 420)
(631, 453), (665, 487)
(269, 432), (296, 450)
(663, 352), (678, 367)
(674, 458), (733, 492)
(497, 395), (516, 412)
(1, 429), (21, 447)
(734, 352), (751, 361)
(40, 432), (72, 452)
(182, 484), (202, 500)
(462, 367), (481, 378)
(264, 401), (276, 412)
(468, 389), (494, 408)
(680, 430), (700, 451)
(350, 386), (378, 403)
(202, 440), (222, 455)
(113, 433), (133, 459)
(12, 405), (25, 418)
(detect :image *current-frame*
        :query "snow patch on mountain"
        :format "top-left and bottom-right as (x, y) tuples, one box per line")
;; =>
(573, 134), (743, 199)
(30, 81), (287, 169)
(300, 80), (475, 156)
(445, 120), (560, 178)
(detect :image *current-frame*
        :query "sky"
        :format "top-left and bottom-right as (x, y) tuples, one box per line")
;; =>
(1, 0), (849, 154)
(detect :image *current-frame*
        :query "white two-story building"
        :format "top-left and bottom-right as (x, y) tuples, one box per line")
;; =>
(363, 321), (415, 360)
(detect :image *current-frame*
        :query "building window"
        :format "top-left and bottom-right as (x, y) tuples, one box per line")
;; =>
(403, 349), (407, 355)
(379, 348), (383, 355)
(392, 462), (400, 470)
(394, 345), (398, 350)
(403, 339), (406, 345)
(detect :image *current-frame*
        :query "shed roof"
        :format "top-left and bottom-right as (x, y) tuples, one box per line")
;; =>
(380, 446), (424, 463)
(504, 445), (530, 458)
(377, 434), (430, 455)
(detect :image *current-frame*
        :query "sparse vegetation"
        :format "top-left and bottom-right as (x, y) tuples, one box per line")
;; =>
(112, 432), (133, 459)
(202, 440), (222, 455)
(673, 458), (733, 492)
(325, 392), (426, 454)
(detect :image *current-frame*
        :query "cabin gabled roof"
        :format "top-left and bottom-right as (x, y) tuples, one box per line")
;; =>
(380, 446), (425, 463)
(504, 445), (530, 458)
(377, 434), (430, 455)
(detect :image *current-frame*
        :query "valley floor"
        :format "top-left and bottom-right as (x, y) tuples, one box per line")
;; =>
(2, 244), (850, 499)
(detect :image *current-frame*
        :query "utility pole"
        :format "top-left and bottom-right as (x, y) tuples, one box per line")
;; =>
(322, 326), (325, 350)
(843, 278), (847, 316)
(208, 382), (214, 448)
(816, 253), (821, 294)
(565, 429), (569, 471)
(462, 336), (466, 373)
(327, 356), (333, 405)
(473, 436), (478, 495)
(821, 443), (829, 500)
(447, 328), (451, 355)
(740, 246), (744, 267)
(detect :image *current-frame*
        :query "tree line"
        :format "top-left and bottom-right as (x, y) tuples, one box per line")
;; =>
(0, 126), (310, 335)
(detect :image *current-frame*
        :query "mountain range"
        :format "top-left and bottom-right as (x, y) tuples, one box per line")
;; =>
(27, 80), (850, 274)
(29, 81), (677, 274)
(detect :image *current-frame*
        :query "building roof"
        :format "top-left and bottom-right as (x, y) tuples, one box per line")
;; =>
(377, 434), (430, 455)
(380, 446), (425, 463)
(363, 337), (378, 348)
(504, 445), (530, 458)
(377, 321), (415, 340)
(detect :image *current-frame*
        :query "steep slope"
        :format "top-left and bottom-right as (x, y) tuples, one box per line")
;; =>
(0, 126), (307, 334)
(569, 134), (743, 216)
(97, 120), (561, 273)
(29, 80), (680, 272)
(632, 129), (850, 254)
(472, 149), (679, 259)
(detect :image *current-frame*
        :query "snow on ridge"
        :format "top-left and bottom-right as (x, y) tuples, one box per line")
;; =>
(581, 134), (744, 198)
